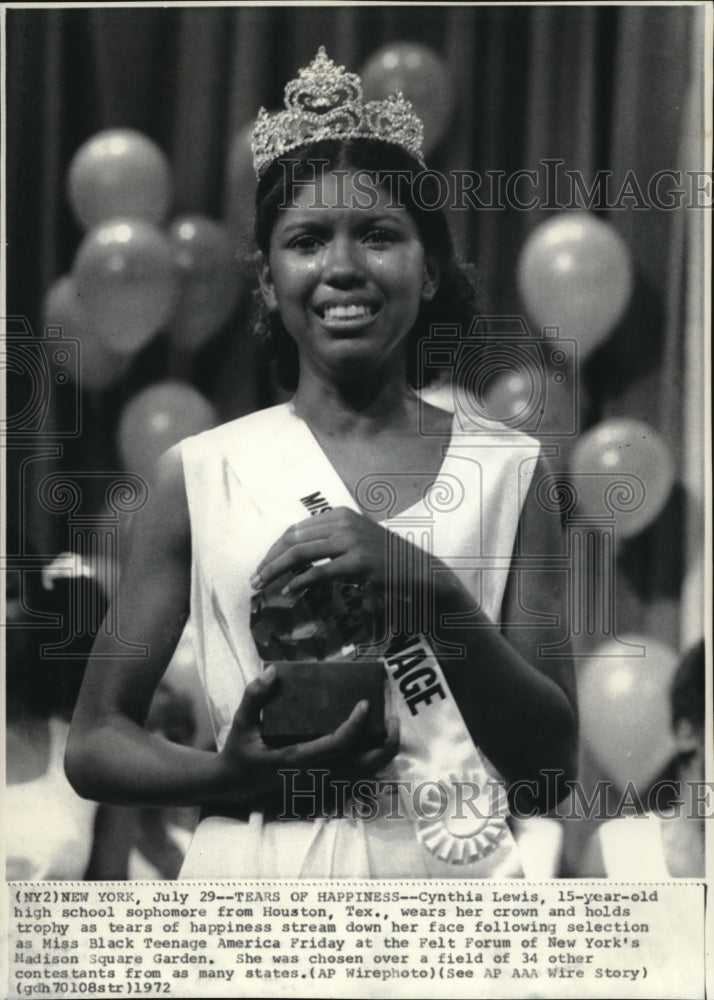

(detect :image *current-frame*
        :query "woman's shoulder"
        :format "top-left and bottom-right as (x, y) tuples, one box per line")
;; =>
(181, 402), (295, 460)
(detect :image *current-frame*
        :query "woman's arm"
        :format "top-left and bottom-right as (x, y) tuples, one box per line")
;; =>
(65, 445), (395, 807)
(65, 444), (229, 805)
(83, 804), (139, 880)
(431, 453), (578, 809)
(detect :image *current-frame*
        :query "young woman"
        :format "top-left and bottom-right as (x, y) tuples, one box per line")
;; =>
(66, 48), (577, 878)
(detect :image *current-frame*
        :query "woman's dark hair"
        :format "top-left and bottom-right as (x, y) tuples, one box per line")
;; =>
(252, 138), (483, 391)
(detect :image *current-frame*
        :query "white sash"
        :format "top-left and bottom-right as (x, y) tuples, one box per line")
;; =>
(219, 405), (524, 876)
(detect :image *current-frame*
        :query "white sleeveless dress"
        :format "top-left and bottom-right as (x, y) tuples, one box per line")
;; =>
(178, 402), (542, 878)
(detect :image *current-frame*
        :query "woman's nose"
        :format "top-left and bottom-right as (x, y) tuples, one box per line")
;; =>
(322, 235), (366, 286)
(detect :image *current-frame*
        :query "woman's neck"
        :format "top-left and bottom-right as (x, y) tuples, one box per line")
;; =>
(292, 368), (416, 439)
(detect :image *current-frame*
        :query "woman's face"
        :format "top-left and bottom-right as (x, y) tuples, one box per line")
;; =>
(258, 169), (438, 383)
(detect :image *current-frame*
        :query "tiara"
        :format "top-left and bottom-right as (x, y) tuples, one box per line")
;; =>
(250, 46), (426, 178)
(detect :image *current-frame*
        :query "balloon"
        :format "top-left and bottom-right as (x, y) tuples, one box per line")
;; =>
(73, 219), (179, 356)
(361, 43), (455, 155)
(225, 124), (258, 255)
(481, 369), (587, 440)
(569, 418), (675, 537)
(578, 636), (679, 791)
(517, 213), (633, 356)
(43, 275), (130, 391)
(117, 380), (217, 478)
(166, 216), (240, 351)
(67, 129), (172, 231)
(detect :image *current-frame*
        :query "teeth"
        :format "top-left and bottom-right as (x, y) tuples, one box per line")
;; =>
(322, 304), (372, 321)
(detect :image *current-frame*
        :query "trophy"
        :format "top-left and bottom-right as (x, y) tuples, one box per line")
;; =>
(251, 570), (387, 748)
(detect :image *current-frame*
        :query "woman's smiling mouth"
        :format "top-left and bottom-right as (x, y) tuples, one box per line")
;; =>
(314, 301), (379, 328)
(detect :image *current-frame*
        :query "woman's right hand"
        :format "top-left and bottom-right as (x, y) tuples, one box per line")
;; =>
(217, 664), (399, 807)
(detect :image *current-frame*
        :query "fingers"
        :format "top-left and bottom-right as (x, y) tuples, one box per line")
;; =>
(385, 713), (400, 753)
(225, 686), (400, 810)
(281, 554), (355, 593)
(276, 707), (400, 777)
(251, 509), (365, 590)
(253, 540), (341, 591)
(233, 664), (278, 729)
(347, 714), (400, 774)
(253, 519), (331, 574)
(283, 699), (371, 766)
(348, 745), (394, 777)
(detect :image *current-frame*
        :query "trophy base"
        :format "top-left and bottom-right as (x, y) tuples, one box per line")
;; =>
(261, 660), (387, 748)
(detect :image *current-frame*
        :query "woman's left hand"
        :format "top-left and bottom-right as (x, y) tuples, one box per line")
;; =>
(251, 507), (411, 595)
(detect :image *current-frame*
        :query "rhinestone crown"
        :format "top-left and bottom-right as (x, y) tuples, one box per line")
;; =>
(251, 46), (426, 178)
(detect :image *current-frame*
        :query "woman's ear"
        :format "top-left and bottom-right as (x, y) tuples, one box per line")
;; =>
(421, 256), (441, 303)
(255, 251), (278, 311)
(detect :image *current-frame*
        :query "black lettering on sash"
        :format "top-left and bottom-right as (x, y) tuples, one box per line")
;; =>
(406, 683), (446, 715)
(299, 491), (333, 516)
(388, 649), (428, 681)
(385, 634), (449, 715)
(399, 665), (438, 698)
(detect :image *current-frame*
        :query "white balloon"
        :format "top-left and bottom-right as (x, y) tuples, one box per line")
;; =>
(517, 213), (633, 355)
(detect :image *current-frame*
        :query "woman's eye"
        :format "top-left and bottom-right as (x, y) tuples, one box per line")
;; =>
(363, 229), (396, 246)
(287, 234), (322, 251)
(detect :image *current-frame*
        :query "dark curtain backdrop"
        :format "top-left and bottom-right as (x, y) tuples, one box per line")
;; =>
(6, 5), (706, 875)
